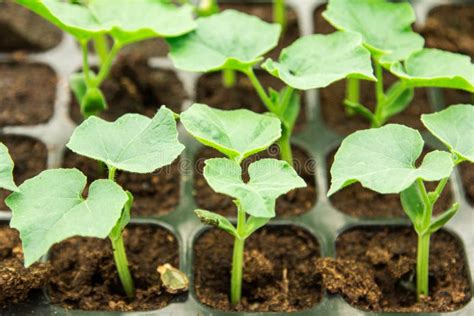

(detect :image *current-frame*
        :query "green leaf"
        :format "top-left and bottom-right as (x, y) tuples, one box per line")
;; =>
(390, 49), (474, 92)
(322, 0), (424, 67)
(167, 10), (281, 72)
(180, 103), (281, 163)
(194, 209), (238, 238)
(421, 104), (474, 162)
(67, 106), (184, 173)
(262, 32), (375, 90)
(269, 87), (300, 131)
(400, 182), (425, 233)
(6, 169), (128, 267)
(204, 158), (306, 218)
(243, 216), (270, 239)
(381, 81), (414, 119)
(0, 143), (18, 192)
(80, 87), (108, 118)
(328, 124), (454, 196)
(18, 0), (196, 43)
(109, 191), (133, 243)
(70, 72), (89, 106)
(427, 203), (459, 234)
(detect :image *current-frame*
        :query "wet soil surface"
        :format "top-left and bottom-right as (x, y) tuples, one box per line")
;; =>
(62, 150), (181, 217)
(194, 226), (322, 312)
(320, 227), (471, 312)
(0, 62), (57, 127)
(326, 148), (454, 218)
(196, 71), (307, 132)
(48, 225), (181, 311)
(0, 135), (48, 210)
(0, 1), (62, 52)
(194, 145), (317, 218)
(220, 2), (300, 60)
(70, 51), (186, 124)
(459, 162), (474, 206)
(0, 225), (50, 308)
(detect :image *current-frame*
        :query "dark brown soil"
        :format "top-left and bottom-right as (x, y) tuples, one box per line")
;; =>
(313, 4), (336, 34)
(196, 70), (307, 132)
(70, 51), (186, 124)
(0, 225), (50, 308)
(48, 225), (181, 311)
(194, 145), (316, 218)
(194, 226), (322, 312)
(460, 162), (474, 206)
(442, 89), (472, 108)
(325, 227), (471, 312)
(0, 135), (48, 210)
(0, 62), (57, 127)
(62, 150), (181, 217)
(220, 2), (300, 60)
(0, 1), (62, 52)
(326, 148), (454, 218)
(320, 72), (433, 135)
(420, 4), (474, 58)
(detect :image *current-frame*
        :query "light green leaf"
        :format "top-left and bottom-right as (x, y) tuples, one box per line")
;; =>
(167, 10), (281, 72)
(381, 81), (414, 119)
(427, 203), (459, 234)
(6, 169), (128, 267)
(18, 0), (196, 43)
(421, 104), (474, 162)
(328, 124), (454, 196)
(269, 87), (300, 131)
(262, 32), (375, 90)
(181, 103), (281, 163)
(194, 209), (238, 238)
(322, 0), (424, 67)
(67, 107), (184, 173)
(204, 158), (306, 218)
(400, 182), (425, 233)
(391, 49), (474, 92)
(0, 143), (18, 192)
(243, 216), (270, 239)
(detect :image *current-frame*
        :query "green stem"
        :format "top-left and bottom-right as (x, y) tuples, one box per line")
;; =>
(416, 233), (430, 298)
(109, 233), (135, 299)
(93, 34), (110, 66)
(372, 60), (385, 127)
(108, 165), (116, 181)
(244, 68), (275, 112)
(230, 206), (246, 305)
(278, 127), (293, 165)
(273, 0), (286, 32)
(429, 177), (449, 205)
(222, 69), (236, 88)
(345, 78), (360, 116)
(80, 41), (92, 87)
(93, 41), (122, 88)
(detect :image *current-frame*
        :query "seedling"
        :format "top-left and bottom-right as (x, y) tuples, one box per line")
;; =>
(6, 107), (185, 299)
(167, 10), (375, 164)
(328, 104), (474, 299)
(18, 0), (196, 119)
(0, 143), (18, 193)
(181, 103), (306, 305)
(323, 0), (474, 127)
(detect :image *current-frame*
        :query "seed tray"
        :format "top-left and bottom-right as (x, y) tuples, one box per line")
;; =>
(0, 0), (472, 315)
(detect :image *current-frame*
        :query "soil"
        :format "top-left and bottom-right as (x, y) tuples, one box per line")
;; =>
(0, 135), (48, 210)
(326, 148), (454, 218)
(196, 70), (307, 132)
(70, 51), (186, 124)
(321, 227), (471, 312)
(0, 1), (62, 52)
(48, 224), (181, 311)
(0, 62), (57, 127)
(0, 225), (50, 308)
(194, 145), (317, 218)
(459, 162), (474, 206)
(442, 89), (472, 108)
(220, 2), (300, 60)
(313, 4), (336, 35)
(194, 226), (322, 312)
(62, 150), (181, 217)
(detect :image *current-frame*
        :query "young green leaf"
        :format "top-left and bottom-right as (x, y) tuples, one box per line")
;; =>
(328, 124), (454, 196)
(0, 143), (18, 192)
(400, 182), (426, 233)
(390, 49), (474, 92)
(195, 209), (238, 238)
(427, 203), (459, 234)
(18, 0), (196, 43)
(6, 169), (128, 267)
(380, 81), (415, 119)
(262, 32), (376, 90)
(322, 0), (424, 66)
(203, 158), (306, 218)
(180, 103), (281, 163)
(167, 10), (281, 72)
(421, 104), (474, 162)
(66, 106), (184, 173)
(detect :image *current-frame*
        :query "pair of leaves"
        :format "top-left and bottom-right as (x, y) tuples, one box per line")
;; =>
(18, 0), (196, 44)
(203, 158), (306, 218)
(0, 143), (18, 192)
(180, 103), (281, 164)
(322, 0), (424, 67)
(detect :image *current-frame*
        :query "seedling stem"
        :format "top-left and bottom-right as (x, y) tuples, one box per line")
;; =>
(223, 69), (237, 88)
(345, 78), (359, 116)
(93, 34), (109, 66)
(230, 204), (246, 305)
(273, 0), (286, 33)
